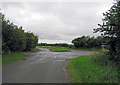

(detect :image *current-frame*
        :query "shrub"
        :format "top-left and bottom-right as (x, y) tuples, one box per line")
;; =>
(92, 51), (109, 66)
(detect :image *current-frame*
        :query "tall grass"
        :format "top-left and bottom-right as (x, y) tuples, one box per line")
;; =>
(92, 50), (109, 66)
(91, 50), (120, 67)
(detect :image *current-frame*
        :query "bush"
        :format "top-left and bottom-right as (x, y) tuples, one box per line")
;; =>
(92, 51), (109, 66)
(92, 50), (120, 67)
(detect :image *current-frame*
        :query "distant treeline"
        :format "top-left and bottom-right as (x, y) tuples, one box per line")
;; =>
(38, 36), (105, 49)
(72, 36), (105, 48)
(2, 14), (38, 53)
(38, 43), (71, 47)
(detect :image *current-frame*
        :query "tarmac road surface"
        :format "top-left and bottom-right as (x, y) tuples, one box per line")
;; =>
(3, 48), (93, 83)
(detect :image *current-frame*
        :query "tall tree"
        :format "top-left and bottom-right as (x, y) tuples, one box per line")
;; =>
(94, 1), (120, 64)
(2, 14), (38, 53)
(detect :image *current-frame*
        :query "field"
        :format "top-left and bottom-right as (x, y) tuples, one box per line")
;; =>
(39, 46), (101, 52)
(67, 55), (119, 83)
(2, 52), (26, 64)
(39, 46), (72, 52)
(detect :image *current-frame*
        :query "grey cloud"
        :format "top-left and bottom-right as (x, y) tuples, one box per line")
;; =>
(2, 1), (113, 43)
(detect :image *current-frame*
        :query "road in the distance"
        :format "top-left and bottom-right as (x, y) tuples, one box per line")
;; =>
(3, 48), (93, 83)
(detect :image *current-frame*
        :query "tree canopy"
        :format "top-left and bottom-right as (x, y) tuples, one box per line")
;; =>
(72, 36), (104, 48)
(94, 1), (120, 65)
(1, 13), (38, 53)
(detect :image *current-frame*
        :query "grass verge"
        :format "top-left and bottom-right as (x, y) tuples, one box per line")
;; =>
(2, 52), (26, 64)
(67, 55), (119, 83)
(39, 46), (72, 52)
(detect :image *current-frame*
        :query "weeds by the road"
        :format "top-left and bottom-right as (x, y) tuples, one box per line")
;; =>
(3, 52), (26, 64)
(67, 55), (119, 83)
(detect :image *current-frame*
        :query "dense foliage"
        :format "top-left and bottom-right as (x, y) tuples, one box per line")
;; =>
(71, 36), (104, 48)
(94, 1), (120, 65)
(2, 14), (38, 53)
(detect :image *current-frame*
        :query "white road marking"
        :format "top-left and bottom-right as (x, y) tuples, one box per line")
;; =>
(39, 59), (44, 60)
(55, 60), (66, 61)
(63, 67), (67, 82)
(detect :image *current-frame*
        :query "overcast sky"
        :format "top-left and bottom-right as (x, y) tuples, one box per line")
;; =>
(2, 0), (114, 44)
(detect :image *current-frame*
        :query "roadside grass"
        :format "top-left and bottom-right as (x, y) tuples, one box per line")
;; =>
(38, 46), (101, 52)
(2, 52), (27, 64)
(0, 56), (1, 65)
(39, 46), (72, 52)
(67, 55), (119, 83)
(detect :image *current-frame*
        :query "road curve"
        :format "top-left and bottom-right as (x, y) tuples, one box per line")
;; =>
(3, 48), (93, 83)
